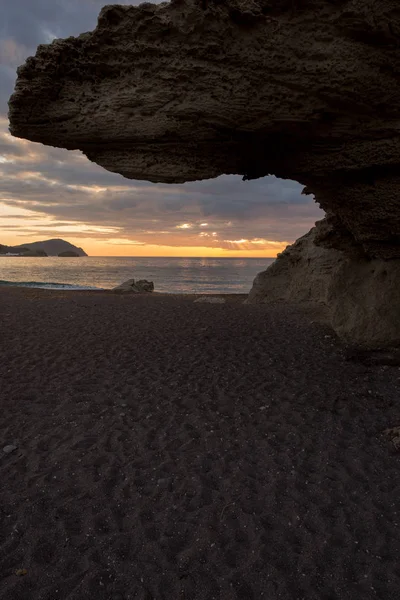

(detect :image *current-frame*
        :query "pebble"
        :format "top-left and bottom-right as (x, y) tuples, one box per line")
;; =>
(157, 478), (170, 486)
(121, 403), (127, 407)
(3, 445), (17, 454)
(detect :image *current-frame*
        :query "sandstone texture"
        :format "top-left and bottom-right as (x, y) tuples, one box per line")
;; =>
(248, 223), (400, 347)
(246, 224), (344, 305)
(112, 279), (154, 293)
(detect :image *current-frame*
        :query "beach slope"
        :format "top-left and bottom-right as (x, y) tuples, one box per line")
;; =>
(0, 288), (400, 599)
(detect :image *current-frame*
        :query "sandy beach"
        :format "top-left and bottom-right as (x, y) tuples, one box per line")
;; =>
(1, 287), (400, 600)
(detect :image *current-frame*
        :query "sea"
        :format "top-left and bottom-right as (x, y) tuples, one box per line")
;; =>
(0, 256), (275, 294)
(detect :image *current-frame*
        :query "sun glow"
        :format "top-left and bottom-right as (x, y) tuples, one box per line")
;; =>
(176, 223), (192, 229)
(0, 118), (318, 258)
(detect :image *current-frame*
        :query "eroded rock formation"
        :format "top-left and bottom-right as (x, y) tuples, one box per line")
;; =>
(8, 0), (400, 259)
(7, 0), (400, 345)
(247, 224), (400, 347)
(246, 223), (345, 305)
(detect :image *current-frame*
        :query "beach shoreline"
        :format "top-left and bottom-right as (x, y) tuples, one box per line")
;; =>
(1, 287), (400, 599)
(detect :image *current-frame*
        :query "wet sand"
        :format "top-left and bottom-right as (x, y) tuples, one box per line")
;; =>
(0, 287), (400, 600)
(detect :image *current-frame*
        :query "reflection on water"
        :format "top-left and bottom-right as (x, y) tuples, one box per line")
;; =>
(175, 258), (193, 269)
(0, 256), (275, 294)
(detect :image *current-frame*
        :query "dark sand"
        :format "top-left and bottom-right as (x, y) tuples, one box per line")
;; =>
(0, 287), (400, 600)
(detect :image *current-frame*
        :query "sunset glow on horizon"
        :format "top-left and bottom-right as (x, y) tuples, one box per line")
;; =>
(0, 121), (321, 258)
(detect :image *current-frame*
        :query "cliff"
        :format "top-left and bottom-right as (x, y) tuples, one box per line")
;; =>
(7, 0), (400, 345)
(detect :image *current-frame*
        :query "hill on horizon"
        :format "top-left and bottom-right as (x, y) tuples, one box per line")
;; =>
(0, 238), (88, 257)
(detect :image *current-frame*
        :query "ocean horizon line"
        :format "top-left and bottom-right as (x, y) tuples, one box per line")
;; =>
(80, 255), (277, 259)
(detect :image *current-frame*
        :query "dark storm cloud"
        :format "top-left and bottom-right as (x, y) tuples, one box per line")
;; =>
(0, 0), (323, 250)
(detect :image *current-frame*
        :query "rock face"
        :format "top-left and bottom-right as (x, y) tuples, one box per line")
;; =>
(7, 0), (400, 345)
(328, 258), (400, 347)
(112, 279), (154, 294)
(246, 224), (344, 305)
(248, 223), (400, 347)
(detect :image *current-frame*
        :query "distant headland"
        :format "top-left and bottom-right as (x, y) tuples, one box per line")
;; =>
(0, 239), (88, 257)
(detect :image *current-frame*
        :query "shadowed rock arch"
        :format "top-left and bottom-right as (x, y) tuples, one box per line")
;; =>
(8, 0), (400, 345)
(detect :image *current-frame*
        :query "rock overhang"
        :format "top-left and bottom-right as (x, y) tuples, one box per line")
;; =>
(8, 0), (400, 258)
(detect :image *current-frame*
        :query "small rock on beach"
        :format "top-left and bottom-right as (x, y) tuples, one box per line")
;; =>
(3, 444), (18, 454)
(112, 279), (154, 294)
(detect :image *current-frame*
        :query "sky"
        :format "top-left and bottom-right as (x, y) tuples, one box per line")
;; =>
(0, 0), (322, 257)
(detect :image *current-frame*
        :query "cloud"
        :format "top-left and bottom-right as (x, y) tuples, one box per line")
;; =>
(0, 122), (322, 249)
(0, 0), (323, 254)
(0, 0), (137, 117)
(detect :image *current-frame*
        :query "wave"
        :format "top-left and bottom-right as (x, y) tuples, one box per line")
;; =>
(0, 280), (102, 291)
